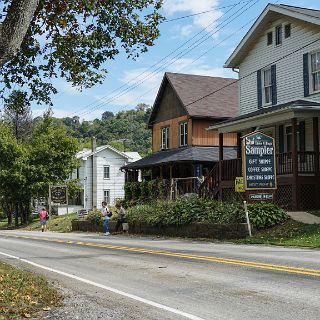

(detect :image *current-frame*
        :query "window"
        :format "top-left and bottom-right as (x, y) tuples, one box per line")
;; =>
(179, 122), (188, 147)
(103, 190), (110, 204)
(275, 25), (282, 45)
(311, 51), (320, 92)
(267, 32), (273, 45)
(161, 127), (169, 150)
(262, 68), (272, 105)
(284, 24), (291, 38)
(284, 125), (300, 152)
(103, 165), (110, 179)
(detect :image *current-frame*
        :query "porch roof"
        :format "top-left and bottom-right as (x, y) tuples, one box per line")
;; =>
(207, 100), (320, 133)
(122, 146), (237, 170)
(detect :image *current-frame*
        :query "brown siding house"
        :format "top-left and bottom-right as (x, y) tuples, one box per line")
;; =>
(123, 72), (239, 193)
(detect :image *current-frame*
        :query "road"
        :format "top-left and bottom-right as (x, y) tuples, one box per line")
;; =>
(0, 230), (319, 320)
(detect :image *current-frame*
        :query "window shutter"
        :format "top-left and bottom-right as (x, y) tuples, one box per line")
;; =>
(299, 121), (305, 152)
(257, 70), (262, 109)
(271, 64), (277, 105)
(303, 53), (309, 97)
(279, 125), (284, 153)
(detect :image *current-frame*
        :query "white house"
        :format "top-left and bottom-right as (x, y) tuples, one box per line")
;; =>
(56, 139), (141, 214)
(207, 4), (320, 211)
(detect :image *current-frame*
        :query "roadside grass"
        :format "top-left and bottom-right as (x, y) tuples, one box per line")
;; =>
(0, 213), (77, 233)
(0, 261), (61, 320)
(309, 210), (320, 218)
(236, 219), (320, 248)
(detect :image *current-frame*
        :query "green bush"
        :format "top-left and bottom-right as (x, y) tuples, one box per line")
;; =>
(248, 203), (288, 229)
(86, 210), (102, 224)
(126, 198), (288, 229)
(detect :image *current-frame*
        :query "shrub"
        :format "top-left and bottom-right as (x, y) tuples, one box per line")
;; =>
(86, 210), (102, 224)
(247, 203), (288, 229)
(126, 198), (288, 229)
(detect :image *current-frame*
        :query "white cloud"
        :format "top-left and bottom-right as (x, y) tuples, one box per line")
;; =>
(164, 0), (223, 34)
(92, 58), (230, 112)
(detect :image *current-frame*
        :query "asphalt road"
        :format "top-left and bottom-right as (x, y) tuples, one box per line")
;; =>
(0, 230), (319, 320)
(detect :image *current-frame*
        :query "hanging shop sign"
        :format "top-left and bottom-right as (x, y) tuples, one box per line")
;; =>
(242, 132), (277, 190)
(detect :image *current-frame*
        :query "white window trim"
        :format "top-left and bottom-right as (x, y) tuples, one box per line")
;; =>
(179, 122), (188, 147)
(261, 67), (272, 107)
(103, 165), (110, 179)
(309, 50), (320, 95)
(161, 127), (169, 150)
(103, 190), (110, 204)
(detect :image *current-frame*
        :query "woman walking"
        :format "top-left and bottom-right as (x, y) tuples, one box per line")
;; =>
(38, 207), (48, 232)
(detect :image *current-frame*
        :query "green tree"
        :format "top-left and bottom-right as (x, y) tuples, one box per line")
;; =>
(0, 0), (164, 105)
(3, 90), (33, 142)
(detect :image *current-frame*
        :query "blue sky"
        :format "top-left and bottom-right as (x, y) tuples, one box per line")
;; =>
(32, 0), (320, 120)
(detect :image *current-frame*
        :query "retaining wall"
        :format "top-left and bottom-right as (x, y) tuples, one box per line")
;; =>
(72, 220), (249, 239)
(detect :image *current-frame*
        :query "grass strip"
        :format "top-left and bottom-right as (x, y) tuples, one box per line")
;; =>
(0, 261), (61, 319)
(236, 219), (320, 248)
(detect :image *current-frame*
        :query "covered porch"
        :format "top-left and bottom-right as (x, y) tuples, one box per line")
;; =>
(202, 100), (320, 210)
(123, 146), (236, 197)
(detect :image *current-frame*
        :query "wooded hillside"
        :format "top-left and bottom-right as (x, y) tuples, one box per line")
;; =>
(54, 104), (152, 156)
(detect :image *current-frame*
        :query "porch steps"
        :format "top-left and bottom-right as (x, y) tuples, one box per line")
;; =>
(287, 212), (320, 224)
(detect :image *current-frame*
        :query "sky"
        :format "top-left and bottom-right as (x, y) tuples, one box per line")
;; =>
(32, 0), (320, 120)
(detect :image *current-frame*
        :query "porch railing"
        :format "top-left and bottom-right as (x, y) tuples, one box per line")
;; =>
(277, 151), (316, 174)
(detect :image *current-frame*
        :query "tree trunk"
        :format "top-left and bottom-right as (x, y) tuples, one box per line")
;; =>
(15, 203), (19, 227)
(0, 0), (39, 67)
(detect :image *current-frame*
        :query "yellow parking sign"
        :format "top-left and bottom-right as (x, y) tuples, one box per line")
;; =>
(235, 177), (245, 193)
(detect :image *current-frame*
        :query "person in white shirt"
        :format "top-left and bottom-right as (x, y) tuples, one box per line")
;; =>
(100, 201), (110, 235)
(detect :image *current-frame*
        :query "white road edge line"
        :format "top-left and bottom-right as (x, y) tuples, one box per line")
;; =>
(0, 251), (205, 320)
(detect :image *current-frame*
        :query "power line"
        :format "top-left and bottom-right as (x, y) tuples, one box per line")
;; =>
(163, 0), (252, 23)
(184, 37), (320, 108)
(76, 0), (260, 118)
(66, 0), (245, 117)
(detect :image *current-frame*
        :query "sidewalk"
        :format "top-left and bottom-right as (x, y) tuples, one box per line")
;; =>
(287, 212), (320, 224)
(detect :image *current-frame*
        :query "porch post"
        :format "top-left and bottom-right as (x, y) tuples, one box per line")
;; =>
(313, 117), (319, 176)
(160, 165), (163, 179)
(218, 133), (223, 201)
(292, 118), (299, 210)
(237, 132), (242, 158)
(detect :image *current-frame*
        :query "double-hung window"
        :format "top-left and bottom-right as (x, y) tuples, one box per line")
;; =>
(103, 165), (110, 179)
(311, 51), (320, 92)
(103, 190), (110, 204)
(161, 127), (169, 150)
(179, 122), (188, 147)
(263, 68), (272, 105)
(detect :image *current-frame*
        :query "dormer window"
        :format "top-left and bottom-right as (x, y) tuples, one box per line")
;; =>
(267, 32), (273, 45)
(275, 25), (282, 45)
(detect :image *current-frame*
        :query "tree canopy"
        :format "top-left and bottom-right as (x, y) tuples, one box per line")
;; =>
(55, 104), (152, 156)
(0, 0), (164, 104)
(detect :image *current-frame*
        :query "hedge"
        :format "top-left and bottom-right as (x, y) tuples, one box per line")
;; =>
(126, 198), (288, 229)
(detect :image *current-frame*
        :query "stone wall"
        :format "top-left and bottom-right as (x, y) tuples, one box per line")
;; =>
(72, 220), (249, 239)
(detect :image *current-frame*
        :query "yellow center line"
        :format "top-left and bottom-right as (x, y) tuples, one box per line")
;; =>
(1, 234), (320, 277)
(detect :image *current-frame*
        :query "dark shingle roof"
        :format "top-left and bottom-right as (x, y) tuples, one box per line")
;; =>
(149, 73), (239, 124)
(122, 146), (237, 170)
(278, 4), (320, 19)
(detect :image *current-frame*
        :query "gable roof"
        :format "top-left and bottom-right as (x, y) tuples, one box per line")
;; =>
(148, 72), (238, 125)
(77, 145), (132, 160)
(225, 3), (320, 68)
